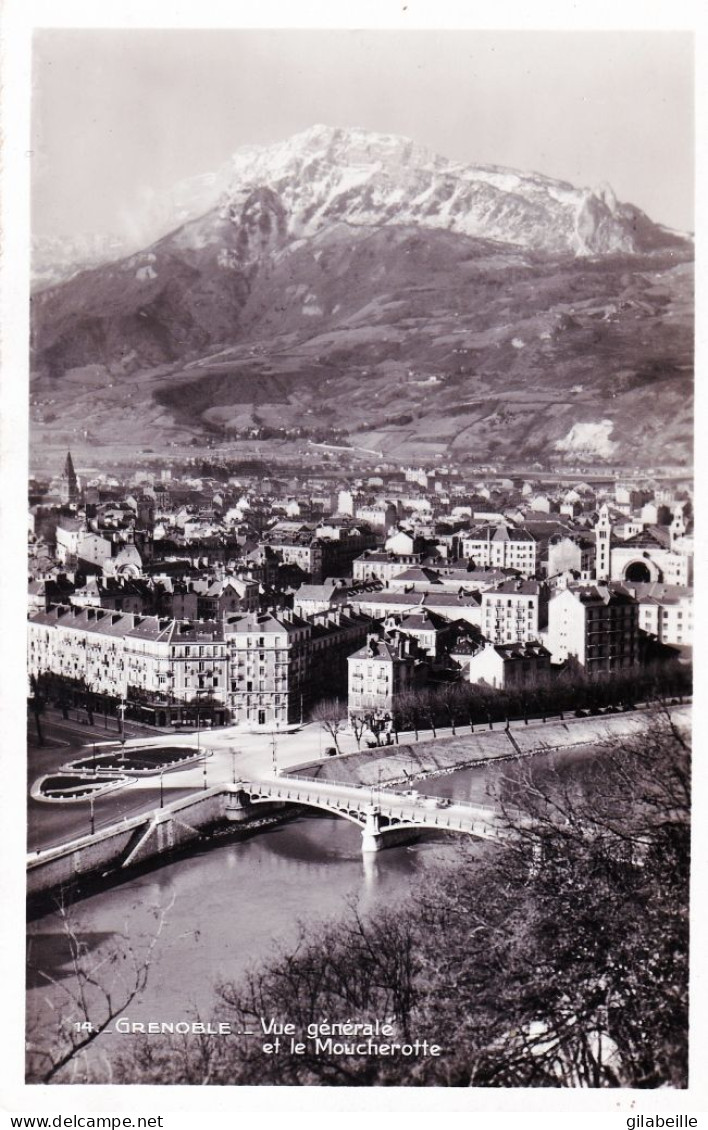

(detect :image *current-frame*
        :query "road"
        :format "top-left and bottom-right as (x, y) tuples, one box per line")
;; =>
(26, 709), (470, 852)
(27, 708), (342, 852)
(29, 706), (167, 749)
(27, 703), (685, 854)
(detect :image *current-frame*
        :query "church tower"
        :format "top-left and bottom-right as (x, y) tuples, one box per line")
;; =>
(594, 503), (612, 582)
(59, 451), (79, 505)
(669, 504), (686, 551)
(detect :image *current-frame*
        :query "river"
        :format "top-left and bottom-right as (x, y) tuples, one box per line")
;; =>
(25, 743), (598, 1078)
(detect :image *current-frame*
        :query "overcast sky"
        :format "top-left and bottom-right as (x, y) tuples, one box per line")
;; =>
(32, 28), (694, 240)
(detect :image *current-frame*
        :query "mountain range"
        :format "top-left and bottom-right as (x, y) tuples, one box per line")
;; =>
(30, 125), (693, 471)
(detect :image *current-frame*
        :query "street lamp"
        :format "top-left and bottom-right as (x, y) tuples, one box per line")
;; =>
(195, 687), (211, 755)
(89, 794), (95, 837)
(370, 765), (383, 807)
(159, 766), (164, 809)
(271, 719), (281, 778)
(195, 688), (209, 789)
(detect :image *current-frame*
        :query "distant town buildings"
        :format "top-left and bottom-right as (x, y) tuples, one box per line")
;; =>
(27, 451), (693, 731)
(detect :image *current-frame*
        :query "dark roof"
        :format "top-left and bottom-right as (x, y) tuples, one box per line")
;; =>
(619, 526), (671, 550)
(565, 584), (638, 607)
(485, 580), (542, 596)
(493, 642), (551, 660)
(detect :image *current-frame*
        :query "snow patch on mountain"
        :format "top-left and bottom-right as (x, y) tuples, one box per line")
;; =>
(555, 420), (618, 458)
(302, 291), (323, 316)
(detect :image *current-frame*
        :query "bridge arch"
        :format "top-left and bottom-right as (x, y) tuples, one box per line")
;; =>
(243, 787), (370, 829)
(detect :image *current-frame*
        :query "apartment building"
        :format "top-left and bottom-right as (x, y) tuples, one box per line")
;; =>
(623, 583), (693, 648)
(349, 588), (483, 628)
(459, 525), (537, 577)
(347, 633), (423, 724)
(222, 611), (310, 727)
(191, 576), (260, 619)
(465, 640), (552, 690)
(352, 549), (424, 583)
(28, 606), (134, 700)
(545, 584), (639, 672)
(260, 529), (324, 580)
(480, 580), (546, 645)
(547, 534), (595, 579)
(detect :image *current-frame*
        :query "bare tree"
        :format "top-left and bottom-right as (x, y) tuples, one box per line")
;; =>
(310, 697), (347, 752)
(109, 707), (690, 1089)
(394, 690), (420, 741)
(28, 675), (45, 746)
(26, 891), (175, 1084)
(348, 712), (368, 750)
(435, 681), (464, 735)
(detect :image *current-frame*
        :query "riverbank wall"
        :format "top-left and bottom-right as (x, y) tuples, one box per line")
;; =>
(289, 705), (691, 787)
(26, 786), (287, 907)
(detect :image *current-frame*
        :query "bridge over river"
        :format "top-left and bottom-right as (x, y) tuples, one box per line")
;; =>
(242, 775), (509, 852)
(27, 706), (690, 901)
(27, 774), (510, 899)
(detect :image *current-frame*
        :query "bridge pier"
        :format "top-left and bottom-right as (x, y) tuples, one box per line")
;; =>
(361, 805), (384, 853)
(222, 788), (254, 823)
(360, 805), (422, 853)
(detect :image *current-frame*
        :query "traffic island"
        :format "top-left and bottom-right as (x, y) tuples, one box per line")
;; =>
(32, 772), (130, 803)
(64, 743), (203, 776)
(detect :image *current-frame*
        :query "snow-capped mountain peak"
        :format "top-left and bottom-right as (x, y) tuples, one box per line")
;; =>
(33, 125), (687, 284)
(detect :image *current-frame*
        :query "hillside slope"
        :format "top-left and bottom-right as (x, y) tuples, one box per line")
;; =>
(30, 126), (693, 470)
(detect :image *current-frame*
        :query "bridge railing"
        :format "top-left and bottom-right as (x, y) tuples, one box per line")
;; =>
(247, 778), (511, 832)
(246, 781), (505, 837)
(270, 774), (499, 814)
